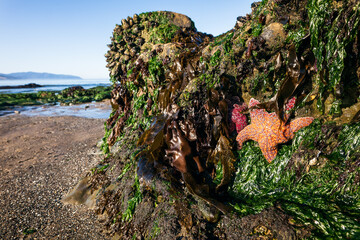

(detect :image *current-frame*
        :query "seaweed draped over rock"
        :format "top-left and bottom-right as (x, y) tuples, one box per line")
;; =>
(78, 3), (360, 239)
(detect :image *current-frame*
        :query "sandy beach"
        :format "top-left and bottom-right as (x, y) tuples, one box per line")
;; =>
(0, 115), (109, 239)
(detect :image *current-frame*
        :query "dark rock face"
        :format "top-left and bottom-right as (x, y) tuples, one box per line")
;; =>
(74, 3), (360, 239)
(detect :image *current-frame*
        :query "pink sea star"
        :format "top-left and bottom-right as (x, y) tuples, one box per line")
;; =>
(285, 97), (296, 111)
(236, 98), (313, 163)
(231, 102), (248, 133)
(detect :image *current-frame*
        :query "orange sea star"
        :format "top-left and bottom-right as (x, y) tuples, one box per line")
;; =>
(236, 98), (313, 163)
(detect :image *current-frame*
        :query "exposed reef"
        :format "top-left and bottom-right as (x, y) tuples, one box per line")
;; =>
(0, 86), (111, 110)
(71, 2), (360, 239)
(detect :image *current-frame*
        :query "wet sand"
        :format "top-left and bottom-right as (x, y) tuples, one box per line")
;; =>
(0, 115), (109, 239)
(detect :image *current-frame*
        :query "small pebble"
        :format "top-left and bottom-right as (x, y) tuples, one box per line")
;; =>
(309, 158), (317, 166)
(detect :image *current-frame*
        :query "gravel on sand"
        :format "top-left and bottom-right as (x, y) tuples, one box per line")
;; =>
(0, 115), (109, 239)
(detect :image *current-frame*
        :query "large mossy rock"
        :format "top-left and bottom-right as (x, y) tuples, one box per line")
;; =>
(71, 2), (360, 239)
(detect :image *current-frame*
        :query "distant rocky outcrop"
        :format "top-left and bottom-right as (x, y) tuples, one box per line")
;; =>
(0, 72), (82, 80)
(0, 83), (43, 89)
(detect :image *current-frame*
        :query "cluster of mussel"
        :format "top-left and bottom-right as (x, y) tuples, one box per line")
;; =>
(105, 11), (212, 81)
(105, 13), (145, 78)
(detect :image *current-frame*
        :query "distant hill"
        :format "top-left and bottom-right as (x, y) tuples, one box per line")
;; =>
(0, 72), (82, 80)
(0, 74), (17, 80)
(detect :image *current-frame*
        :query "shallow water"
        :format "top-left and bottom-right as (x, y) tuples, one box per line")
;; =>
(0, 102), (112, 119)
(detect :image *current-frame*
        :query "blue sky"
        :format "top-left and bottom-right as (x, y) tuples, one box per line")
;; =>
(0, 0), (254, 79)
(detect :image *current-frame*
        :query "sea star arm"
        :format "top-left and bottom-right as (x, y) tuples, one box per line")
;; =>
(236, 125), (257, 148)
(259, 140), (278, 163)
(288, 117), (314, 138)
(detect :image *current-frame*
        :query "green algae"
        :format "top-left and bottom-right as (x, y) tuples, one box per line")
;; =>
(122, 174), (143, 222)
(91, 164), (110, 175)
(22, 228), (37, 235)
(209, 32), (236, 70)
(285, 23), (307, 50)
(210, 49), (221, 67)
(0, 93), (43, 109)
(212, 32), (234, 53)
(308, 0), (360, 114)
(101, 148), (144, 224)
(0, 86), (111, 110)
(139, 11), (181, 44)
(101, 122), (112, 155)
(200, 73), (220, 89)
(254, 0), (269, 17)
(123, 57), (163, 131)
(58, 86), (111, 104)
(104, 46), (165, 150)
(251, 23), (263, 37)
(117, 162), (132, 181)
(148, 56), (164, 84)
(149, 24), (180, 44)
(249, 72), (272, 96)
(245, 0), (269, 38)
(149, 219), (161, 239)
(123, 151), (144, 223)
(213, 161), (223, 186)
(124, 90), (152, 131)
(230, 120), (360, 238)
(101, 109), (123, 155)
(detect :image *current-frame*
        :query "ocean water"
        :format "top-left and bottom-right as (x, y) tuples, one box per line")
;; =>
(0, 78), (111, 94)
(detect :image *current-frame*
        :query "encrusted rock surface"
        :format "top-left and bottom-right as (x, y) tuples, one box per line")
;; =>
(70, 2), (360, 239)
(260, 22), (286, 48)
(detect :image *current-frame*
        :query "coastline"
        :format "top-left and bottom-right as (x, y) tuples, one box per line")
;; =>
(0, 115), (109, 239)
